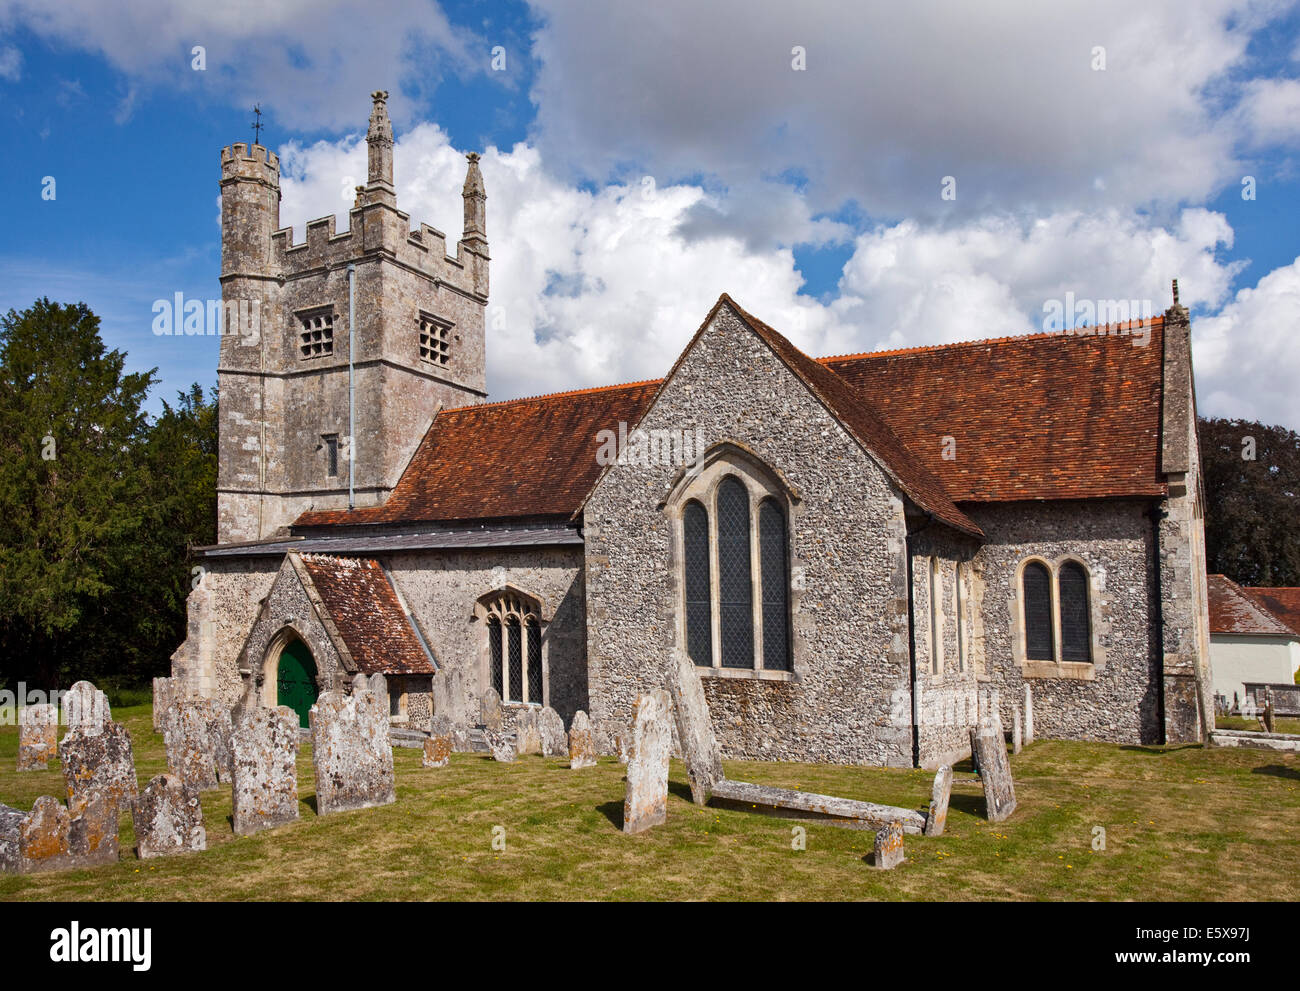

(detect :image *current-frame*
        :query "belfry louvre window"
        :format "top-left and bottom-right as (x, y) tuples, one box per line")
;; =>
(298, 309), (334, 358)
(1023, 562), (1055, 661)
(483, 593), (544, 704)
(678, 470), (792, 672)
(418, 314), (451, 367)
(683, 500), (713, 666)
(717, 478), (754, 668)
(1058, 562), (1092, 662)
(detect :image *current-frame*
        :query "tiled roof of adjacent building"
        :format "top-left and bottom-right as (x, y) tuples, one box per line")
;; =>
(1241, 586), (1300, 638)
(298, 554), (435, 674)
(295, 296), (1171, 535)
(1207, 574), (1296, 637)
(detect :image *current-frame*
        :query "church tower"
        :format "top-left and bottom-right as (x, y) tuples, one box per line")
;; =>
(216, 91), (489, 543)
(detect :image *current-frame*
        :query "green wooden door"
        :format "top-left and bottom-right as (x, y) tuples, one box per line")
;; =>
(277, 639), (318, 728)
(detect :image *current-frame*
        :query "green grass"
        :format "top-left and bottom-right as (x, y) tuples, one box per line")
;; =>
(1, 702), (1297, 900)
(1216, 715), (1300, 735)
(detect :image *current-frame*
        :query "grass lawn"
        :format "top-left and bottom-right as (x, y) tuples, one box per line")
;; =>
(1216, 715), (1300, 735)
(1, 702), (1297, 901)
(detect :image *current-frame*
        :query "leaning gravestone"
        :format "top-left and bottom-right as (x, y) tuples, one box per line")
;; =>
(623, 690), (672, 835)
(480, 688), (503, 732)
(309, 688), (396, 815)
(872, 821), (904, 869)
(423, 715), (454, 768)
(924, 765), (953, 837)
(568, 710), (597, 769)
(63, 680), (111, 733)
(231, 706), (300, 836)
(665, 648), (725, 804)
(514, 709), (542, 756)
(17, 704), (59, 771)
(486, 729), (515, 763)
(970, 719), (1017, 822)
(539, 707), (567, 757)
(152, 677), (177, 734)
(59, 721), (138, 814)
(134, 774), (206, 858)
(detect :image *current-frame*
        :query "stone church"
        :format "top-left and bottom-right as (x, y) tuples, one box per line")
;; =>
(171, 91), (1215, 768)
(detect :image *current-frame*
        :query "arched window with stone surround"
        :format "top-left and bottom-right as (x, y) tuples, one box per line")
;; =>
(683, 499), (713, 666)
(481, 591), (545, 705)
(1058, 561), (1092, 662)
(670, 446), (795, 674)
(1022, 561), (1055, 661)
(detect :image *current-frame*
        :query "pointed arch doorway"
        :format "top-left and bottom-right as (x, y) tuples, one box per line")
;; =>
(277, 638), (318, 728)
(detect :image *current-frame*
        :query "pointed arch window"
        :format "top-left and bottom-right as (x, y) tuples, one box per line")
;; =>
(683, 500), (713, 666)
(1022, 562), (1055, 662)
(718, 477), (754, 668)
(759, 499), (791, 671)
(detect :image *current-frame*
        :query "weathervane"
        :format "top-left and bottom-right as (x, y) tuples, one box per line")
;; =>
(251, 104), (263, 146)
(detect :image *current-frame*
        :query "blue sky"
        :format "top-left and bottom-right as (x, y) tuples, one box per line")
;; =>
(1, 1), (1298, 426)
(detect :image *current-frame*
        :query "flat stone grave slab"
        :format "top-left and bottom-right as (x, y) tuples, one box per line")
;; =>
(709, 779), (927, 834)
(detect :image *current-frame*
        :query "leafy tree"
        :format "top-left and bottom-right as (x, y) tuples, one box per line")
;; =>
(1200, 416), (1300, 587)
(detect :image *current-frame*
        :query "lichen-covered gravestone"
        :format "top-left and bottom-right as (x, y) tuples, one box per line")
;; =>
(623, 690), (671, 835)
(17, 704), (59, 771)
(152, 677), (177, 734)
(59, 721), (138, 814)
(231, 706), (300, 836)
(539, 707), (567, 757)
(0, 793), (118, 875)
(923, 765), (953, 837)
(309, 688), (396, 815)
(67, 791), (119, 868)
(872, 821), (904, 869)
(134, 774), (206, 858)
(664, 648), (724, 804)
(514, 708), (542, 756)
(480, 688), (503, 732)
(486, 729), (515, 763)
(0, 804), (23, 874)
(568, 710), (597, 770)
(165, 700), (231, 792)
(423, 715), (454, 768)
(970, 719), (1017, 822)
(63, 680), (111, 733)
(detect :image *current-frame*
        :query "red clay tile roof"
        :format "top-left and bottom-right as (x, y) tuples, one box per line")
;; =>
(1208, 574), (1295, 637)
(821, 318), (1168, 503)
(293, 298), (1171, 534)
(298, 554), (435, 675)
(1242, 587), (1300, 638)
(296, 380), (660, 527)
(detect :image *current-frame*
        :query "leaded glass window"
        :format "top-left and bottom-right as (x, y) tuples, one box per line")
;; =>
(717, 477), (753, 668)
(759, 499), (790, 671)
(526, 618), (544, 702)
(506, 616), (523, 703)
(1023, 562), (1054, 661)
(683, 500), (713, 667)
(488, 617), (503, 697)
(1058, 562), (1092, 662)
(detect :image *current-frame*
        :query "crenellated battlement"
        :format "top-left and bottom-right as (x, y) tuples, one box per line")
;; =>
(221, 143), (281, 180)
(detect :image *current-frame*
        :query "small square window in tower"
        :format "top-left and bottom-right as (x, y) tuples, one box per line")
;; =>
(298, 308), (334, 359)
(418, 313), (452, 368)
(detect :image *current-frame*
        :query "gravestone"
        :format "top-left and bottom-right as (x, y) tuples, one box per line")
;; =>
(1023, 684), (1034, 744)
(368, 673), (388, 703)
(309, 688), (396, 815)
(63, 680), (112, 734)
(486, 730), (515, 762)
(664, 648), (724, 804)
(59, 720), (138, 813)
(165, 700), (227, 792)
(872, 821), (904, 869)
(0, 804), (23, 874)
(134, 774), (206, 859)
(539, 707), (567, 757)
(924, 765), (953, 837)
(152, 677), (177, 734)
(3, 793), (117, 873)
(423, 715), (453, 768)
(514, 709), (542, 756)
(18, 796), (72, 873)
(480, 688), (503, 732)
(231, 706), (300, 836)
(568, 710), (597, 769)
(1012, 706), (1023, 755)
(67, 791), (119, 868)
(970, 720), (1017, 822)
(17, 704), (59, 771)
(623, 690), (671, 835)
